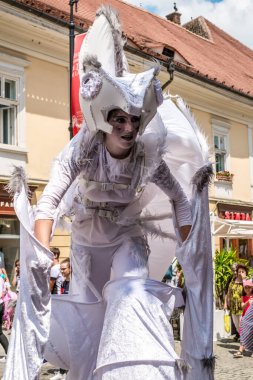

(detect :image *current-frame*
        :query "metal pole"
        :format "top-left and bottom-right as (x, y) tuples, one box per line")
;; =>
(68, 0), (79, 140)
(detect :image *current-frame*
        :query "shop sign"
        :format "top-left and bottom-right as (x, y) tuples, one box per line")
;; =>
(0, 197), (15, 214)
(224, 211), (251, 221)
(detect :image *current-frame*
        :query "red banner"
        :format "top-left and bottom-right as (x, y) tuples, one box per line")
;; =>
(72, 33), (86, 136)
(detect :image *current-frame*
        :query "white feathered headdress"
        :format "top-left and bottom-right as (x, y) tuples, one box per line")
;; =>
(78, 6), (163, 135)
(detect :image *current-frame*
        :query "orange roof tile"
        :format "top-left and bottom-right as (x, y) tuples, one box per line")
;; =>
(8, 0), (253, 98)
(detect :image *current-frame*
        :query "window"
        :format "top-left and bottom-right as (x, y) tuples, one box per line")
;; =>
(214, 134), (227, 172)
(0, 53), (29, 149)
(0, 75), (18, 145)
(212, 119), (231, 173)
(162, 47), (174, 58)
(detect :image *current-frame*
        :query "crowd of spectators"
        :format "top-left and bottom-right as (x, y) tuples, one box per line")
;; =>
(224, 262), (253, 358)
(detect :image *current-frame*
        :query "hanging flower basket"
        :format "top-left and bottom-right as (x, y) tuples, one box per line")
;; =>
(216, 171), (234, 182)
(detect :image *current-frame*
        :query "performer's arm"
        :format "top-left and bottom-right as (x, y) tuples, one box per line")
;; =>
(34, 220), (54, 249)
(34, 130), (87, 247)
(150, 160), (192, 242)
(34, 156), (80, 248)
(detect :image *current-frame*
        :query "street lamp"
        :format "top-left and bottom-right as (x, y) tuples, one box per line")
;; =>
(69, 0), (79, 139)
(161, 57), (175, 91)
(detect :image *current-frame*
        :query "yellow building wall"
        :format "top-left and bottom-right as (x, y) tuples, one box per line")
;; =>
(190, 107), (212, 141)
(25, 57), (69, 180)
(229, 121), (251, 202)
(25, 57), (71, 257)
(189, 107), (251, 203)
(189, 108), (218, 200)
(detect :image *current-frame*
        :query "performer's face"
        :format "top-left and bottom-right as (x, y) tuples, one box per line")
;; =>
(105, 109), (140, 158)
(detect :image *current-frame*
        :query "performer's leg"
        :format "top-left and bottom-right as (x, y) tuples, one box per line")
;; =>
(111, 236), (149, 279)
(89, 245), (119, 294)
(95, 236), (186, 380)
(70, 243), (119, 300)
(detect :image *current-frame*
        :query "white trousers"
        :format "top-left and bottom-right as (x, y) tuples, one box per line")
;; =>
(70, 236), (149, 299)
(47, 236), (186, 380)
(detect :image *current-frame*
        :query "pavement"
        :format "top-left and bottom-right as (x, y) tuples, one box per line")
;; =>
(0, 334), (252, 379)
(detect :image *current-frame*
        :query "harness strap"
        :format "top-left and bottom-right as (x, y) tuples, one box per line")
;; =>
(85, 180), (131, 192)
(85, 200), (121, 222)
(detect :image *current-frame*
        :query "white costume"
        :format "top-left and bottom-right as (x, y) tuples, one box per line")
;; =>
(4, 7), (214, 380)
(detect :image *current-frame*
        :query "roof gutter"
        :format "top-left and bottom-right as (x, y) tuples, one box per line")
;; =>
(175, 64), (253, 101)
(1, 0), (86, 32)
(125, 45), (253, 101)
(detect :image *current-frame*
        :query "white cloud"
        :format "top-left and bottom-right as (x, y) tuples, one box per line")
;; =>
(124, 0), (253, 49)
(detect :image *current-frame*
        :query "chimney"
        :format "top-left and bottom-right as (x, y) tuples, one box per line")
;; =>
(166, 2), (181, 25)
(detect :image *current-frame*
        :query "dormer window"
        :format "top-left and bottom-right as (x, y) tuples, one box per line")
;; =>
(162, 47), (174, 58)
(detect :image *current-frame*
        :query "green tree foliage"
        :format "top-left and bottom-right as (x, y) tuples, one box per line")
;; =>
(214, 248), (250, 309)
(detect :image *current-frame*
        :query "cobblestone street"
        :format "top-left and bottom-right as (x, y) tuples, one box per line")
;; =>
(212, 338), (252, 380)
(0, 336), (252, 379)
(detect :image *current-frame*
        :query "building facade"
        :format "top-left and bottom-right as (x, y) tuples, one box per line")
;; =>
(0, 0), (253, 282)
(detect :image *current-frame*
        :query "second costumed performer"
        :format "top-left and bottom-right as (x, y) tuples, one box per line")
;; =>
(4, 6), (214, 380)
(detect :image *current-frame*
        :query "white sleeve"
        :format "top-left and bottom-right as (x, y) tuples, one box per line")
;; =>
(150, 160), (192, 227)
(50, 266), (59, 279)
(35, 128), (90, 221)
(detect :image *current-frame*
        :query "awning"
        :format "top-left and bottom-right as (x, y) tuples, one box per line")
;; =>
(211, 215), (253, 238)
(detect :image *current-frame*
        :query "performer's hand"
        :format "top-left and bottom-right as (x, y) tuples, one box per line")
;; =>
(179, 225), (191, 242)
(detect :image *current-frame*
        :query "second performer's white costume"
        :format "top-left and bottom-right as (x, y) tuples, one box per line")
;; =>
(4, 6), (214, 380)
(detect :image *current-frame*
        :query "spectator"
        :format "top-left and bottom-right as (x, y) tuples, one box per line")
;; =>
(12, 259), (20, 293)
(233, 279), (253, 358)
(0, 272), (9, 362)
(50, 248), (63, 295)
(0, 250), (9, 283)
(224, 263), (239, 339)
(162, 257), (179, 286)
(227, 264), (248, 334)
(60, 259), (71, 295)
(50, 258), (71, 380)
(2, 275), (17, 331)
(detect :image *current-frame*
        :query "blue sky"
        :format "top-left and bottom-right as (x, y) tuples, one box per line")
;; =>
(145, 5), (158, 13)
(125, 0), (253, 49)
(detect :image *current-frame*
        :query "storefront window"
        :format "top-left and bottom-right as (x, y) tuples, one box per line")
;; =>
(239, 239), (248, 259)
(0, 217), (20, 235)
(0, 217), (20, 283)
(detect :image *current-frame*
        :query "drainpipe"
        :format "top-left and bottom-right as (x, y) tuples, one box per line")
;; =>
(69, 0), (79, 140)
(248, 124), (253, 201)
